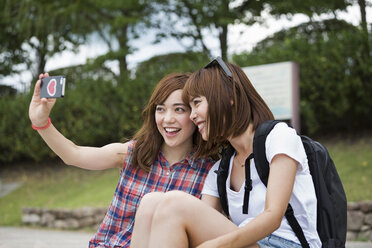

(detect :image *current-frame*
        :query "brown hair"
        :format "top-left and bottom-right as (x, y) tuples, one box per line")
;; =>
(182, 62), (274, 157)
(132, 72), (204, 171)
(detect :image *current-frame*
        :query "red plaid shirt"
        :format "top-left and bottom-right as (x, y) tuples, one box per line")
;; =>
(89, 140), (214, 247)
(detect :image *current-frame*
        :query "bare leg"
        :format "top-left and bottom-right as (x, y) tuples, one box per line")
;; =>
(131, 192), (165, 248)
(148, 191), (243, 248)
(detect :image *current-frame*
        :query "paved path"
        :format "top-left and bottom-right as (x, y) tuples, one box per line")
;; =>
(0, 226), (372, 248)
(0, 182), (22, 198)
(0, 226), (94, 248)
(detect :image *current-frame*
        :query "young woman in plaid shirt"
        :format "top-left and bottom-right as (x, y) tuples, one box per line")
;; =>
(29, 72), (215, 247)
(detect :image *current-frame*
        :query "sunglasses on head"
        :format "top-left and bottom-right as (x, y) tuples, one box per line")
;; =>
(204, 56), (238, 86)
(204, 56), (233, 78)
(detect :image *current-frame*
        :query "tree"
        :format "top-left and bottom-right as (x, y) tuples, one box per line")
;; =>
(153, 0), (265, 60)
(1, 0), (161, 90)
(75, 0), (159, 83)
(1, 0), (89, 81)
(0, 3), (26, 78)
(153, 0), (350, 60)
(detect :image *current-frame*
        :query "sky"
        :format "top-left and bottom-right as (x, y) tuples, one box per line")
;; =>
(2, 4), (370, 91)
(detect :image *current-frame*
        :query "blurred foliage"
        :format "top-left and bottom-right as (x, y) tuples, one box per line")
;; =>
(266, 0), (349, 17)
(154, 0), (349, 60)
(0, 0), (160, 80)
(0, 0), (351, 80)
(0, 52), (208, 164)
(233, 19), (372, 135)
(0, 0), (90, 79)
(73, 0), (160, 80)
(135, 52), (210, 84)
(0, 85), (17, 97)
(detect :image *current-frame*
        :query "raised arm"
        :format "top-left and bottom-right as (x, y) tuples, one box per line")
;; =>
(29, 73), (128, 170)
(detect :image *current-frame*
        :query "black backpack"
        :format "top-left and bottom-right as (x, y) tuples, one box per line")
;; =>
(215, 120), (347, 248)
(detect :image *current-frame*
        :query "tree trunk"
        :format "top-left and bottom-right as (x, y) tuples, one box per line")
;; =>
(35, 41), (47, 79)
(118, 24), (129, 84)
(118, 52), (128, 81)
(38, 54), (46, 77)
(358, 0), (369, 56)
(219, 0), (229, 61)
(219, 24), (228, 61)
(358, 0), (367, 33)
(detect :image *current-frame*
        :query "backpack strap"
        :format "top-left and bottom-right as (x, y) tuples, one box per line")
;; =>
(253, 120), (310, 248)
(285, 205), (310, 248)
(253, 120), (280, 185)
(242, 153), (254, 214)
(215, 144), (235, 217)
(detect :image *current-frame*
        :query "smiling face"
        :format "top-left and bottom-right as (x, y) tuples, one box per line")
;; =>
(155, 89), (196, 150)
(189, 96), (209, 141)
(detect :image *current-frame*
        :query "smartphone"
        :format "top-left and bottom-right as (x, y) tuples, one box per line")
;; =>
(40, 76), (66, 98)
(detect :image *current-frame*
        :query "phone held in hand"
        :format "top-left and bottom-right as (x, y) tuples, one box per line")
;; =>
(40, 76), (66, 98)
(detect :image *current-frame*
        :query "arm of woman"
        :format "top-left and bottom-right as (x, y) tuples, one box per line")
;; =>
(29, 73), (128, 170)
(200, 161), (223, 212)
(199, 154), (297, 248)
(38, 126), (128, 170)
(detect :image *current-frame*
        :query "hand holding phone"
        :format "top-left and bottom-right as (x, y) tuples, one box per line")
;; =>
(40, 76), (66, 98)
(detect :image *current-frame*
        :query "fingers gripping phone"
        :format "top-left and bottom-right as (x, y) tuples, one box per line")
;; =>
(40, 76), (66, 98)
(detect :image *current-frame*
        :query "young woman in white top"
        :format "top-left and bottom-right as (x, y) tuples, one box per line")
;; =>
(131, 57), (321, 248)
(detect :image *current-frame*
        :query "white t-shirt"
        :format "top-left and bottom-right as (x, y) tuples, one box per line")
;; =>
(202, 123), (321, 248)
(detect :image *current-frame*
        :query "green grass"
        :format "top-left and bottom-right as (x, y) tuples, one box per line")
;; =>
(0, 134), (371, 226)
(0, 162), (119, 226)
(323, 135), (372, 202)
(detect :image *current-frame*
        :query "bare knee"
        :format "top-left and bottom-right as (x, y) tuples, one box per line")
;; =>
(153, 191), (194, 221)
(135, 192), (165, 220)
(140, 191), (165, 207)
(132, 192), (166, 247)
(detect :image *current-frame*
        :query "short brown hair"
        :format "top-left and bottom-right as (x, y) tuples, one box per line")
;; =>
(182, 62), (274, 157)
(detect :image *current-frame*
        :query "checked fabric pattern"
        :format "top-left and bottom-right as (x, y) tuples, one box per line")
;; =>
(89, 140), (214, 248)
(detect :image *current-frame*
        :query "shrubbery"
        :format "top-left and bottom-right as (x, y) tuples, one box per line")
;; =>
(0, 52), (208, 164)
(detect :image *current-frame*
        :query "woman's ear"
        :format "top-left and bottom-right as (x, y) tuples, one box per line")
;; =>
(230, 99), (234, 106)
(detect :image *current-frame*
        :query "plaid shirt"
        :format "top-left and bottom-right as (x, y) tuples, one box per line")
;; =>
(89, 140), (214, 247)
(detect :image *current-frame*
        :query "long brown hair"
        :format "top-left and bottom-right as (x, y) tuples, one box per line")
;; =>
(182, 61), (274, 157)
(132, 73), (203, 171)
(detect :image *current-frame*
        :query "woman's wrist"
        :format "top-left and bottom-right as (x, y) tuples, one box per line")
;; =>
(31, 117), (52, 130)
